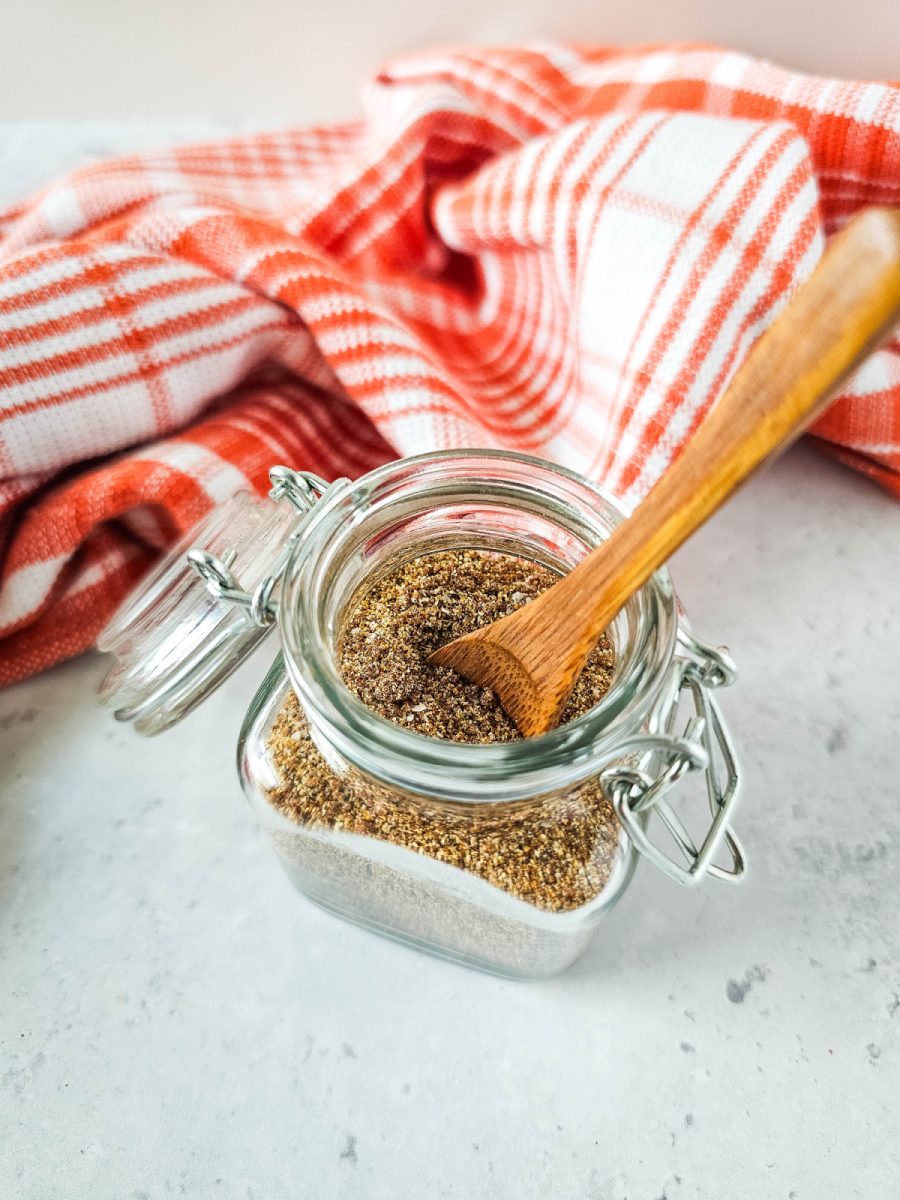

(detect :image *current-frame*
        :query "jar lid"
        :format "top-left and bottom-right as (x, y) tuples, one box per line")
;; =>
(98, 468), (331, 735)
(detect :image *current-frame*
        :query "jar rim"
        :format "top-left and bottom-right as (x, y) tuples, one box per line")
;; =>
(278, 449), (679, 802)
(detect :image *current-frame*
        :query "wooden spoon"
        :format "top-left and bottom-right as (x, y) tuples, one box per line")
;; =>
(430, 206), (900, 736)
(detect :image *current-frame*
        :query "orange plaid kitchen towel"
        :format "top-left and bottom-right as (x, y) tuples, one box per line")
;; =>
(1, 44), (899, 686)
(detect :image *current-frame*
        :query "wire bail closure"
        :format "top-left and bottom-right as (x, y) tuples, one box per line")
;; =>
(186, 469), (331, 628)
(601, 632), (744, 886)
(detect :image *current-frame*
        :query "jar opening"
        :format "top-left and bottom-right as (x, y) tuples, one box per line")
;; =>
(279, 451), (678, 802)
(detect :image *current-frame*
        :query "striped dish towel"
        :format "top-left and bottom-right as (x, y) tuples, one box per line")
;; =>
(1, 45), (899, 687)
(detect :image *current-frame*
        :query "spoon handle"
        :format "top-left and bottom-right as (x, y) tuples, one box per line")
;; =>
(563, 205), (900, 642)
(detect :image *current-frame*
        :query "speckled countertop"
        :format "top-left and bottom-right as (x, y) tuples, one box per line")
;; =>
(1, 127), (899, 1200)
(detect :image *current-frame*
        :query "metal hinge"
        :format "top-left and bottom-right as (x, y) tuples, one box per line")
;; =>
(186, 468), (333, 627)
(601, 633), (745, 886)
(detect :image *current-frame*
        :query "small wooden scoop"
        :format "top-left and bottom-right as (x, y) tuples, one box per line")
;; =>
(431, 206), (900, 736)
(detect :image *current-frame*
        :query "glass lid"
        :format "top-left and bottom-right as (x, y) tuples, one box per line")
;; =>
(97, 469), (331, 735)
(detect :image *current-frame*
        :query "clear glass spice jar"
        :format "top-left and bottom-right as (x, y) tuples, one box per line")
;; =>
(99, 451), (745, 979)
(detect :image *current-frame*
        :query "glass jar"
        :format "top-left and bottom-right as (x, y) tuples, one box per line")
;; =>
(99, 451), (745, 979)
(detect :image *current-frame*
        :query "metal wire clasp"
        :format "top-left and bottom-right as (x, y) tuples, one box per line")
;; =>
(601, 632), (745, 886)
(186, 468), (331, 628)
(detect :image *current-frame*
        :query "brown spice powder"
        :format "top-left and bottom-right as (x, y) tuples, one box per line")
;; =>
(338, 550), (615, 741)
(267, 550), (622, 912)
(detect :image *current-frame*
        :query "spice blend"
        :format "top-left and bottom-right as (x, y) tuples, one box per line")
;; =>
(338, 550), (615, 742)
(267, 550), (622, 912)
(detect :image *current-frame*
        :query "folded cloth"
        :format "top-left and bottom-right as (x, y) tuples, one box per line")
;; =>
(1, 44), (899, 686)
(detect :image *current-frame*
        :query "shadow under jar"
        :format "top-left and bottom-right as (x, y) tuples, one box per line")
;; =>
(100, 451), (746, 979)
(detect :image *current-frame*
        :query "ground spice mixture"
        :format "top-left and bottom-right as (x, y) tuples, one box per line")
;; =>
(267, 550), (622, 913)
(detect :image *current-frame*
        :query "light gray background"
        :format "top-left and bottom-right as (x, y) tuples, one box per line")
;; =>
(2, 124), (899, 1199)
(1, 0), (899, 121)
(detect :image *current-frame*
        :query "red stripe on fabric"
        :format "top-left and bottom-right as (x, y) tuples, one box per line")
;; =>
(614, 156), (814, 494)
(591, 123), (773, 479)
(3, 460), (211, 582)
(811, 437), (900, 498)
(0, 271), (244, 345)
(0, 248), (167, 308)
(0, 317), (291, 426)
(0, 294), (272, 389)
(606, 125), (805, 487)
(625, 204), (821, 496)
(0, 551), (151, 687)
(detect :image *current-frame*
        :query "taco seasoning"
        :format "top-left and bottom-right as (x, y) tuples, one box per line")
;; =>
(267, 549), (621, 912)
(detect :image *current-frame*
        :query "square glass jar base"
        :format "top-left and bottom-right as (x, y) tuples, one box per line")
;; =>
(280, 863), (595, 980)
(268, 826), (636, 981)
